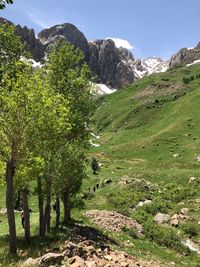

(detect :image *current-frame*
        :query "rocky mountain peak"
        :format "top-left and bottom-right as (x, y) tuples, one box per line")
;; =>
(38, 23), (90, 61)
(169, 42), (200, 67)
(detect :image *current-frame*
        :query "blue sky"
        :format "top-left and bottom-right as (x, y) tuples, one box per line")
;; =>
(1, 0), (199, 59)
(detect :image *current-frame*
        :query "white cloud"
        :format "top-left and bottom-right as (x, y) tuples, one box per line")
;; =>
(107, 37), (133, 50)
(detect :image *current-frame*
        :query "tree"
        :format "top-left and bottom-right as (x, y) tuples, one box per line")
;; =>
(47, 39), (94, 226)
(91, 157), (99, 174)
(0, 0), (14, 9)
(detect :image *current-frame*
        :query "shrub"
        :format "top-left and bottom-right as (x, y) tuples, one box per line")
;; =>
(122, 225), (138, 239)
(182, 77), (190, 84)
(181, 223), (199, 237)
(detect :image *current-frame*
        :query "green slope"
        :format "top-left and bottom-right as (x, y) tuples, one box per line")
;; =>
(81, 64), (200, 266)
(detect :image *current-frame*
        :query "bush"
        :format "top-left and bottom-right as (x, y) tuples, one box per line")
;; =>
(144, 198), (171, 215)
(122, 225), (138, 239)
(181, 223), (199, 237)
(183, 77), (190, 84)
(143, 219), (190, 254)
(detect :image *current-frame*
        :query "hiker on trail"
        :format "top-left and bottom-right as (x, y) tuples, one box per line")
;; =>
(93, 185), (96, 193)
(96, 183), (99, 189)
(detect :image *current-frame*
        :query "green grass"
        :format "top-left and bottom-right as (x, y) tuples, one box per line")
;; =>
(1, 63), (200, 266)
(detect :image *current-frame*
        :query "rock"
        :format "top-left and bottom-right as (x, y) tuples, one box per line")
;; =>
(24, 257), (40, 266)
(0, 17), (45, 62)
(85, 210), (143, 236)
(85, 261), (97, 267)
(38, 23), (89, 62)
(171, 218), (179, 227)
(180, 208), (189, 216)
(169, 42), (200, 67)
(0, 208), (7, 214)
(104, 255), (112, 261)
(153, 213), (170, 224)
(68, 256), (85, 267)
(189, 177), (197, 183)
(104, 179), (112, 184)
(121, 262), (129, 267)
(39, 253), (64, 267)
(196, 155), (200, 162)
(88, 39), (136, 88)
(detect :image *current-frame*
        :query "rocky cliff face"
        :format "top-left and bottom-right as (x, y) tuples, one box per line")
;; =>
(0, 17), (45, 62)
(89, 39), (136, 88)
(169, 43), (200, 67)
(38, 23), (90, 62)
(0, 17), (170, 89)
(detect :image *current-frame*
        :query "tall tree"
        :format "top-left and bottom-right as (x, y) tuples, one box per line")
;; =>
(47, 40), (94, 225)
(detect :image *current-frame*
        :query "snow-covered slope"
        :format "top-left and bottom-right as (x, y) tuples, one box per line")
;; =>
(94, 84), (117, 95)
(131, 57), (169, 79)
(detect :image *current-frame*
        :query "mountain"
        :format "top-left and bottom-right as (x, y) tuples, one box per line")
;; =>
(169, 42), (200, 67)
(0, 17), (170, 89)
(89, 63), (200, 265)
(132, 57), (169, 78)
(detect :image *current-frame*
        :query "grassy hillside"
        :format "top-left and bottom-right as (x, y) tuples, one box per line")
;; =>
(1, 64), (200, 266)
(80, 64), (200, 266)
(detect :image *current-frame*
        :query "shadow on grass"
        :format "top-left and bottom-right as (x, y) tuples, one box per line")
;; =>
(0, 222), (118, 266)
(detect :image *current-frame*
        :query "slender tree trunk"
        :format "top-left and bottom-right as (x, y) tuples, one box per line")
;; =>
(6, 157), (17, 254)
(22, 188), (30, 244)
(62, 191), (70, 226)
(14, 191), (21, 210)
(55, 196), (60, 229)
(37, 177), (45, 237)
(44, 177), (52, 234)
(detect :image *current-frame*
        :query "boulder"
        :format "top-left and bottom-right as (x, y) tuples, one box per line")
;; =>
(153, 213), (170, 224)
(68, 256), (85, 267)
(180, 208), (189, 216)
(24, 257), (40, 266)
(189, 177), (197, 183)
(39, 253), (64, 267)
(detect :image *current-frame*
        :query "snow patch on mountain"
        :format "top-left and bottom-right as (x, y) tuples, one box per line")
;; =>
(94, 84), (117, 95)
(186, 59), (200, 67)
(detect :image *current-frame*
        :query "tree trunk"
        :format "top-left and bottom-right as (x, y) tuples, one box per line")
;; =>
(44, 177), (52, 234)
(6, 157), (17, 254)
(22, 188), (30, 244)
(62, 191), (70, 226)
(37, 177), (45, 237)
(55, 196), (60, 229)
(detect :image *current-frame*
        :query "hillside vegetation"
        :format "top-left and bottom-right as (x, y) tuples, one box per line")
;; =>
(79, 63), (200, 266)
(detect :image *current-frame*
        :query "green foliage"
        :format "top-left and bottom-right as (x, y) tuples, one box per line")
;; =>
(0, 0), (13, 9)
(181, 223), (199, 237)
(0, 24), (23, 69)
(122, 225), (139, 239)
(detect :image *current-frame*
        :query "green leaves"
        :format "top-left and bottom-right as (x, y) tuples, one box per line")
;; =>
(0, 0), (14, 9)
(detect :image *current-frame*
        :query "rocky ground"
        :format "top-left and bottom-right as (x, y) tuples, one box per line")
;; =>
(24, 224), (160, 267)
(85, 210), (143, 237)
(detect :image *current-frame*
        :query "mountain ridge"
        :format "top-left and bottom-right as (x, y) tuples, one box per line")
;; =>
(0, 17), (199, 90)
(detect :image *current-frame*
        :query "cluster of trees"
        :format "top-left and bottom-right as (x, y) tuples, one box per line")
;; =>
(0, 24), (94, 253)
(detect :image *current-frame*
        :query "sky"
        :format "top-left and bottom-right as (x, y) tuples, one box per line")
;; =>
(1, 0), (199, 59)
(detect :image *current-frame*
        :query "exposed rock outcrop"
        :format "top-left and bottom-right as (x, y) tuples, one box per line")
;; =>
(0, 17), (45, 62)
(89, 39), (137, 88)
(38, 23), (90, 62)
(169, 42), (200, 67)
